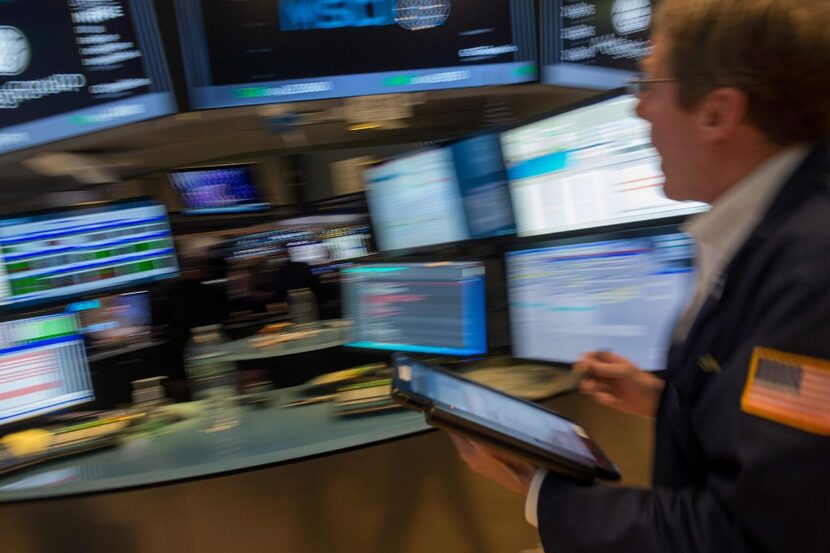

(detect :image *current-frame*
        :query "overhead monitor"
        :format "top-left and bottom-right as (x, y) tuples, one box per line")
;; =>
(449, 133), (517, 239)
(0, 0), (177, 155)
(365, 147), (470, 252)
(500, 93), (708, 238)
(174, 0), (538, 109)
(505, 226), (695, 371)
(168, 165), (271, 215)
(540, 0), (654, 89)
(66, 290), (152, 349)
(342, 261), (487, 356)
(0, 313), (94, 427)
(0, 199), (179, 310)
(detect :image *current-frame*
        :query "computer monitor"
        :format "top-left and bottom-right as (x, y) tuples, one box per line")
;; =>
(500, 92), (709, 238)
(0, 199), (179, 310)
(364, 147), (470, 252)
(66, 291), (152, 349)
(540, 0), (653, 89)
(505, 226), (695, 371)
(449, 133), (517, 239)
(0, 313), (94, 427)
(168, 165), (271, 215)
(174, 0), (538, 109)
(342, 261), (487, 356)
(0, 0), (176, 155)
(319, 226), (373, 262)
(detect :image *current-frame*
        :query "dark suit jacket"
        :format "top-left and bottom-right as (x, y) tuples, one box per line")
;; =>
(537, 140), (830, 553)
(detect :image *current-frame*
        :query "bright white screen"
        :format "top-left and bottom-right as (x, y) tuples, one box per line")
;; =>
(365, 148), (470, 252)
(500, 94), (708, 237)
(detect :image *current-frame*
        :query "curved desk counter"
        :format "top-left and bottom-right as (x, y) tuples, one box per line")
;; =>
(223, 320), (349, 362)
(0, 391), (428, 503)
(0, 391), (654, 553)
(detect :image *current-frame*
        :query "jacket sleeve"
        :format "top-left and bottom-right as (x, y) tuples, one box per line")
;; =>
(536, 250), (830, 553)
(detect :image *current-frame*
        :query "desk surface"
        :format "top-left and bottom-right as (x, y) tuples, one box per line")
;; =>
(224, 320), (348, 361)
(0, 389), (428, 503)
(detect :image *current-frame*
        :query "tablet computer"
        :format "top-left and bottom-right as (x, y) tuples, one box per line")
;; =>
(391, 354), (620, 481)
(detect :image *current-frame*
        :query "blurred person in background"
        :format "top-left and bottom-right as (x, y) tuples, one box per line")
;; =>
(453, 0), (830, 551)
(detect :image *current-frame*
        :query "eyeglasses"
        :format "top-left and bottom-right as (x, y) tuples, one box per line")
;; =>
(626, 75), (676, 97)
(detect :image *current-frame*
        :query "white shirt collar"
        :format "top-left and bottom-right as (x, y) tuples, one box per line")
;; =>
(683, 145), (811, 289)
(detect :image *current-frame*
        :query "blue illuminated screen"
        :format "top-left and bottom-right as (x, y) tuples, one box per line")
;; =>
(506, 228), (695, 370)
(0, 313), (94, 427)
(168, 166), (270, 215)
(342, 262), (487, 356)
(66, 291), (152, 348)
(174, 0), (538, 108)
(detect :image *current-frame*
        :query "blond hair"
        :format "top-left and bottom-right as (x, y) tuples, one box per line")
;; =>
(654, 0), (830, 145)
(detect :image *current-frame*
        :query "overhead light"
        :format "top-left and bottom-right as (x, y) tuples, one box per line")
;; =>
(347, 122), (384, 131)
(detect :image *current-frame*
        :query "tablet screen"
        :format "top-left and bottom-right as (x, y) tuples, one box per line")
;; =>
(395, 358), (595, 464)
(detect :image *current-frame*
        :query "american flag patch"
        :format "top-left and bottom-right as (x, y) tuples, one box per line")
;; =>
(742, 347), (830, 435)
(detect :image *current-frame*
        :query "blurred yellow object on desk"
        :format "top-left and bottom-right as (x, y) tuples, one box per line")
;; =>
(0, 429), (53, 457)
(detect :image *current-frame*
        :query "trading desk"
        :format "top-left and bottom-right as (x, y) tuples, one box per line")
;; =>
(0, 389), (654, 553)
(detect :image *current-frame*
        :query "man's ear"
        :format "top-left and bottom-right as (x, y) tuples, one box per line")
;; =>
(697, 87), (749, 141)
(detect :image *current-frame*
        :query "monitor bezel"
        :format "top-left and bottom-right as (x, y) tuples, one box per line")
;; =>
(167, 163), (272, 216)
(502, 220), (694, 368)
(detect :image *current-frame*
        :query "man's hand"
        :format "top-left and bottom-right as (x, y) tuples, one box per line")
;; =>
(573, 351), (665, 419)
(450, 434), (537, 495)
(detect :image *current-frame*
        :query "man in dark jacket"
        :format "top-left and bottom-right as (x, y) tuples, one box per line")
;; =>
(454, 1), (830, 551)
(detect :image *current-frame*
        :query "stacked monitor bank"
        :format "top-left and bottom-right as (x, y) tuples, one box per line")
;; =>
(0, 199), (179, 429)
(353, 91), (704, 372)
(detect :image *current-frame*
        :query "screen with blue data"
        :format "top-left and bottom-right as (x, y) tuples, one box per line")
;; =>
(0, 199), (179, 310)
(506, 228), (695, 370)
(0, 313), (93, 427)
(342, 262), (487, 356)
(174, 0), (537, 108)
(168, 165), (271, 215)
(501, 93), (708, 238)
(540, 0), (654, 89)
(0, 0), (176, 155)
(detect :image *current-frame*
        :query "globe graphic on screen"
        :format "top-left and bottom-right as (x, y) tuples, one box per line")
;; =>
(395, 0), (451, 31)
(0, 26), (30, 76)
(611, 0), (651, 35)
